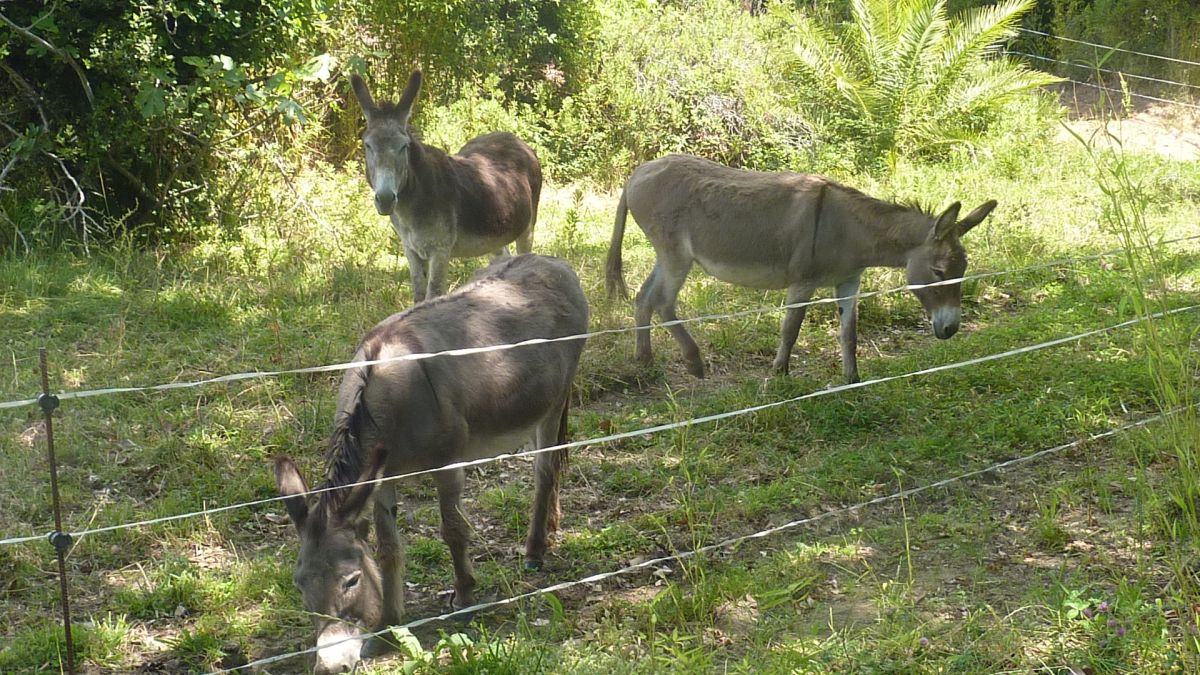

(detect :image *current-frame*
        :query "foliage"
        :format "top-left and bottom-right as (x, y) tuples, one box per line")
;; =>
(0, 0), (352, 246)
(0, 0), (599, 246)
(1048, 0), (1200, 85)
(536, 0), (810, 185)
(351, 0), (598, 102)
(781, 0), (1060, 164)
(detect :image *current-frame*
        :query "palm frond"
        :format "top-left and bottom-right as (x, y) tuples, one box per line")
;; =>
(930, 0), (1034, 100)
(937, 59), (1061, 123)
(791, 13), (871, 114)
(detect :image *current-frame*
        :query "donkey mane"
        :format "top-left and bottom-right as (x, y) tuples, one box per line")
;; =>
(828, 183), (933, 218)
(319, 365), (372, 509)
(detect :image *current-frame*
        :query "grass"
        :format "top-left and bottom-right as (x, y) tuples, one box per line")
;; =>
(1, 100), (1199, 672)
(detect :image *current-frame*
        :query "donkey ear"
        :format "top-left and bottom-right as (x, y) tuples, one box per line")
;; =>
(931, 201), (962, 241)
(274, 456), (310, 532)
(396, 69), (423, 121)
(957, 199), (998, 237)
(349, 74), (375, 118)
(335, 444), (387, 523)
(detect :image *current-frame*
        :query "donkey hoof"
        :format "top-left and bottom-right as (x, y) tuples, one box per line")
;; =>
(524, 558), (543, 572)
(447, 591), (476, 619)
(686, 361), (706, 378)
(771, 360), (790, 376)
(362, 633), (399, 658)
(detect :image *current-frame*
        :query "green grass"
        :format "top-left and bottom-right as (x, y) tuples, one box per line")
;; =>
(1, 110), (1199, 672)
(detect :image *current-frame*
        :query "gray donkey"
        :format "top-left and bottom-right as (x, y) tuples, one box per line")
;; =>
(275, 254), (587, 674)
(606, 154), (996, 382)
(351, 69), (543, 302)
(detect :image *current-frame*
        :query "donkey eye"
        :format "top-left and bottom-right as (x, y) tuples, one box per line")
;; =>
(342, 571), (361, 591)
(932, 268), (947, 280)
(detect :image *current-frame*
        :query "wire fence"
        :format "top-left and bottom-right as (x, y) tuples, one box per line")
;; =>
(2, 303), (1194, 548)
(1017, 27), (1200, 69)
(1005, 49), (1200, 92)
(6, 26), (1199, 671)
(1061, 78), (1200, 111)
(210, 405), (1190, 674)
(2, 234), (1197, 413)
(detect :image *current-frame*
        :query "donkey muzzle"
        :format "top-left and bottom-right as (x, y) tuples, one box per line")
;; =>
(931, 306), (960, 340)
(312, 622), (363, 674)
(374, 189), (397, 215)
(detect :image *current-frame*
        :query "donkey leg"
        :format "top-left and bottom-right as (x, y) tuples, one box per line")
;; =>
(515, 225), (534, 255)
(491, 246), (512, 260)
(634, 263), (661, 366)
(835, 275), (863, 383)
(434, 467), (476, 609)
(772, 284), (816, 375)
(655, 257), (703, 378)
(525, 407), (566, 571)
(425, 250), (450, 299)
(403, 244), (428, 304)
(373, 483), (405, 626)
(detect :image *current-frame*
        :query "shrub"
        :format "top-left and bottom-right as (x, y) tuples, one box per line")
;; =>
(538, 0), (810, 185)
(780, 0), (1060, 165)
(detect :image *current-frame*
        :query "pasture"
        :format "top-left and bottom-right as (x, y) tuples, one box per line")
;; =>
(1, 106), (1199, 673)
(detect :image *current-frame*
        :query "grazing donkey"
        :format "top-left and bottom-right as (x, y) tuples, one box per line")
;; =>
(274, 254), (587, 674)
(606, 154), (997, 382)
(351, 69), (543, 303)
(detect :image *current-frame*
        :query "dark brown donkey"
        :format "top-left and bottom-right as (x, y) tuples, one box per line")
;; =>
(275, 254), (587, 674)
(606, 154), (997, 382)
(351, 69), (543, 303)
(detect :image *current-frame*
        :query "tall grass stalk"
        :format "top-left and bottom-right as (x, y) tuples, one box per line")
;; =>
(1066, 74), (1200, 542)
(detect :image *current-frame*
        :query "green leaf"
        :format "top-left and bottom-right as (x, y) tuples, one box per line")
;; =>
(135, 85), (166, 119)
(275, 98), (306, 125)
(296, 53), (336, 82)
(389, 627), (428, 661)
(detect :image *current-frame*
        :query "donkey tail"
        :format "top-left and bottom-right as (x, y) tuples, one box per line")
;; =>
(605, 188), (631, 299)
(546, 390), (571, 534)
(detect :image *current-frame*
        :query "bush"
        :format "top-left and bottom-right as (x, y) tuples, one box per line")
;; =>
(0, 1), (353, 245)
(537, 0), (810, 185)
(0, 0), (601, 245)
(780, 0), (1059, 166)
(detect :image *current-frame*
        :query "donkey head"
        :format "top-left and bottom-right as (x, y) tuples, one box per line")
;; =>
(905, 200), (998, 339)
(275, 453), (386, 674)
(350, 70), (423, 215)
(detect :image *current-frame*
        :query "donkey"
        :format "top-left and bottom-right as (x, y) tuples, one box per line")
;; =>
(274, 254), (587, 674)
(606, 154), (997, 382)
(351, 69), (543, 303)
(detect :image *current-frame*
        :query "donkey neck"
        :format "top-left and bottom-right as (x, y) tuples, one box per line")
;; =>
(398, 138), (454, 204)
(857, 207), (933, 269)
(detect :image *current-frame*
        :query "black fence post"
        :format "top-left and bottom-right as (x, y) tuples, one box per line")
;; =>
(39, 348), (76, 674)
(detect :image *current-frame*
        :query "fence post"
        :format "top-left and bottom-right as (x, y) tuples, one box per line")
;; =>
(39, 348), (76, 675)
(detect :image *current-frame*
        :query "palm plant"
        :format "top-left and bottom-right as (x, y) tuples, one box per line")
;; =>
(783, 0), (1058, 159)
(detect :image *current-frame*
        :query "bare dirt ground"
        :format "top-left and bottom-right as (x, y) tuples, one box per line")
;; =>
(1054, 82), (1200, 160)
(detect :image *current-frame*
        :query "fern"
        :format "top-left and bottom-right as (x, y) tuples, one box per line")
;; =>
(779, 0), (1058, 160)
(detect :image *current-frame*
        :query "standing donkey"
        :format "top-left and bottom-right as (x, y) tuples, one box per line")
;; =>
(274, 254), (587, 674)
(606, 154), (997, 382)
(351, 69), (543, 302)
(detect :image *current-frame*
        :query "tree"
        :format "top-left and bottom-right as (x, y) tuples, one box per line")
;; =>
(784, 0), (1059, 160)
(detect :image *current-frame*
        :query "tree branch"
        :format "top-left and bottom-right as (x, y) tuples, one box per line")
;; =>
(0, 59), (49, 128)
(0, 8), (94, 107)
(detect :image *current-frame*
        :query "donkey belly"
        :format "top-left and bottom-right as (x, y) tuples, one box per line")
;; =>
(452, 231), (518, 258)
(694, 255), (791, 290)
(462, 423), (540, 461)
